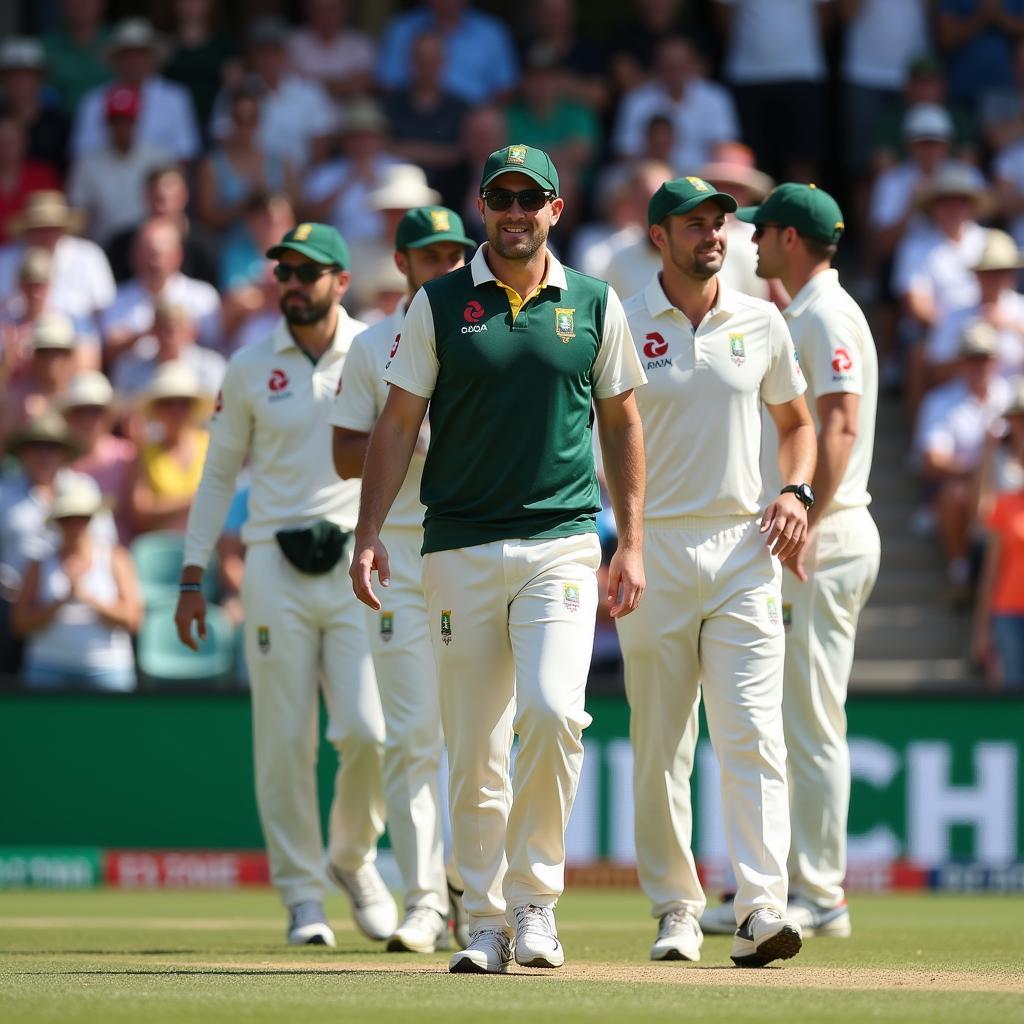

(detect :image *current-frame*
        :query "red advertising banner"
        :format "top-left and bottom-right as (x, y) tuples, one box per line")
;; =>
(106, 850), (269, 888)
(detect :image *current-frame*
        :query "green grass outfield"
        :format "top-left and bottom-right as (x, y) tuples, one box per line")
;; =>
(2, 888), (1022, 1023)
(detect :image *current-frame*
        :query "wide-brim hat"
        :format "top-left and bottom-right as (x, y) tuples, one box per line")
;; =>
(57, 371), (116, 412)
(697, 161), (775, 203)
(9, 190), (85, 236)
(7, 409), (81, 459)
(140, 361), (214, 421)
(916, 166), (990, 212)
(339, 100), (389, 137)
(959, 320), (999, 358)
(104, 18), (168, 62)
(0, 37), (45, 73)
(368, 164), (441, 211)
(49, 474), (108, 522)
(31, 311), (75, 352)
(972, 228), (1024, 272)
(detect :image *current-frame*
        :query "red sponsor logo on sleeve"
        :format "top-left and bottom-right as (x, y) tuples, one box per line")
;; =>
(832, 347), (853, 373)
(390, 333), (401, 358)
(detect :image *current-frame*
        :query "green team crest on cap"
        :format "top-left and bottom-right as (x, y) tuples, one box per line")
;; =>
(380, 611), (394, 644)
(507, 145), (528, 165)
(429, 209), (450, 232)
(441, 609), (452, 646)
(555, 307), (575, 343)
(730, 333), (746, 366)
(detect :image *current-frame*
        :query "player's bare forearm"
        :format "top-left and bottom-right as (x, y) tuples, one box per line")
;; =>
(771, 395), (817, 489)
(332, 426), (370, 480)
(808, 393), (859, 528)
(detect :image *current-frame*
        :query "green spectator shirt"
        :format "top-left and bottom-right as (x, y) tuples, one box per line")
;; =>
(383, 244), (646, 554)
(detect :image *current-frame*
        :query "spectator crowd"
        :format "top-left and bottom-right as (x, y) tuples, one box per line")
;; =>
(3, 0), (1024, 690)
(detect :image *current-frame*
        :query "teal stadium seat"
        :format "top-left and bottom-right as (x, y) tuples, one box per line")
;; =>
(130, 531), (220, 605)
(136, 597), (235, 687)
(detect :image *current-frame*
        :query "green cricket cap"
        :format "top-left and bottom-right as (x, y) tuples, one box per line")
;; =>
(266, 222), (350, 269)
(647, 176), (738, 226)
(395, 206), (475, 251)
(736, 182), (845, 245)
(480, 145), (559, 195)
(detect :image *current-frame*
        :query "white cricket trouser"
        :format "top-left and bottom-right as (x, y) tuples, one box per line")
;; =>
(783, 506), (880, 909)
(242, 541), (387, 908)
(366, 526), (448, 916)
(617, 516), (791, 925)
(421, 533), (601, 935)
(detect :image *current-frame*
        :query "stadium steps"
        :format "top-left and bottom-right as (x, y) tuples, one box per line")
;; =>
(849, 394), (975, 691)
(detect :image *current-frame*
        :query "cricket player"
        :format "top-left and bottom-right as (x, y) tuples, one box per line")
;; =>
(331, 205), (476, 953)
(617, 176), (816, 968)
(707, 183), (877, 937)
(351, 145), (648, 974)
(174, 223), (398, 947)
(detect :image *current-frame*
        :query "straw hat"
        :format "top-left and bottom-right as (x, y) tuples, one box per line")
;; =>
(368, 164), (441, 211)
(57, 371), (115, 412)
(697, 145), (775, 203)
(972, 228), (1024, 273)
(9, 191), (85, 236)
(49, 474), (105, 522)
(140, 361), (214, 420)
(6, 409), (80, 459)
(959, 320), (999, 359)
(31, 312), (75, 352)
(916, 165), (989, 211)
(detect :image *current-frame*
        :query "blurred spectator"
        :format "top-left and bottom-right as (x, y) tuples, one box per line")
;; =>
(0, 112), (61, 245)
(0, 248), (52, 385)
(505, 44), (600, 236)
(570, 163), (647, 278)
(915, 321), (1011, 600)
(287, 0), (375, 103)
(975, 378), (1024, 686)
(113, 299), (225, 399)
(42, 0), (115, 117)
(67, 85), (172, 247)
(2, 313), (79, 445)
(303, 101), (399, 245)
(613, 36), (740, 174)
(936, 0), (1024, 111)
(162, 0), (240, 135)
(376, 0), (520, 105)
(698, 146), (775, 300)
(219, 190), (295, 293)
(353, 253), (409, 323)
(0, 37), (72, 179)
(210, 18), (335, 171)
(57, 370), (136, 542)
(641, 114), (677, 167)
(611, 0), (710, 94)
(0, 409), (82, 673)
(128, 360), (211, 535)
(382, 30), (469, 190)
(927, 229), (1024, 384)
(988, 72), (1024, 244)
(0, 191), (115, 330)
(195, 85), (299, 242)
(71, 19), (201, 163)
(13, 473), (141, 692)
(107, 164), (219, 286)
(715, 0), (831, 182)
(102, 216), (222, 362)
(522, 0), (608, 111)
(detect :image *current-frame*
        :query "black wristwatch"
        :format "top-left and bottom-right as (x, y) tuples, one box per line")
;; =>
(781, 483), (815, 509)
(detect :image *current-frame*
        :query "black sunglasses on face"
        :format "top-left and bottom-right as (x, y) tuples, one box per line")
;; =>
(273, 263), (335, 284)
(481, 188), (556, 212)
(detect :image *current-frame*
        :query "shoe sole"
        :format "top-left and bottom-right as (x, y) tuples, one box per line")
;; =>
(448, 955), (512, 974)
(650, 947), (700, 962)
(386, 932), (450, 954)
(515, 955), (564, 968)
(731, 925), (802, 968)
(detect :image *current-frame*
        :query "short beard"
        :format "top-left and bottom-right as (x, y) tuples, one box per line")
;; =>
(280, 293), (336, 325)
(487, 223), (546, 261)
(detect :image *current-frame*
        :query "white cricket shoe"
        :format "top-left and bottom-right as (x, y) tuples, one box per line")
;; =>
(699, 895), (738, 936)
(512, 905), (564, 968)
(448, 929), (514, 974)
(730, 908), (803, 968)
(287, 900), (336, 946)
(448, 878), (471, 949)
(650, 908), (703, 961)
(786, 896), (852, 938)
(386, 907), (450, 953)
(328, 862), (399, 941)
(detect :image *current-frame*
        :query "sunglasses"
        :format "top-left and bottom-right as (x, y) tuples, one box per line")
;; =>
(481, 188), (556, 212)
(273, 264), (335, 284)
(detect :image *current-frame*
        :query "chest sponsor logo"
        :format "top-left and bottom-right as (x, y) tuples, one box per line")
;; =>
(729, 333), (746, 366)
(462, 300), (487, 334)
(643, 332), (669, 359)
(440, 609), (453, 646)
(267, 368), (291, 401)
(380, 611), (394, 643)
(563, 582), (581, 612)
(555, 307), (576, 343)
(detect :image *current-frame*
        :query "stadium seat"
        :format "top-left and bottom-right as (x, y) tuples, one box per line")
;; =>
(136, 598), (235, 687)
(130, 531), (220, 605)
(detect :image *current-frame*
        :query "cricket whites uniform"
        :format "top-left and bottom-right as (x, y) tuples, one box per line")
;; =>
(383, 243), (646, 934)
(330, 305), (449, 918)
(184, 310), (387, 908)
(617, 275), (805, 926)
(764, 268), (880, 911)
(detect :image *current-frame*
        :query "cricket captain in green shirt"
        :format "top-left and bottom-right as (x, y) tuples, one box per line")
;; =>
(351, 145), (648, 974)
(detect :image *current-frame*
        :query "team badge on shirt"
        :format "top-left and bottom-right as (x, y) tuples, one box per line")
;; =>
(380, 611), (394, 643)
(765, 596), (780, 629)
(257, 626), (271, 653)
(729, 333), (746, 366)
(563, 583), (581, 612)
(441, 610), (453, 645)
(555, 308), (576, 343)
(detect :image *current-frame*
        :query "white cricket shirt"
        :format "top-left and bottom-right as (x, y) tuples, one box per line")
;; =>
(624, 274), (805, 519)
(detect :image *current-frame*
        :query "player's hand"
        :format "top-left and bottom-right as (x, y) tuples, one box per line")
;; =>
(607, 545), (645, 618)
(351, 532), (390, 610)
(784, 524), (817, 582)
(760, 493), (808, 563)
(174, 590), (207, 651)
